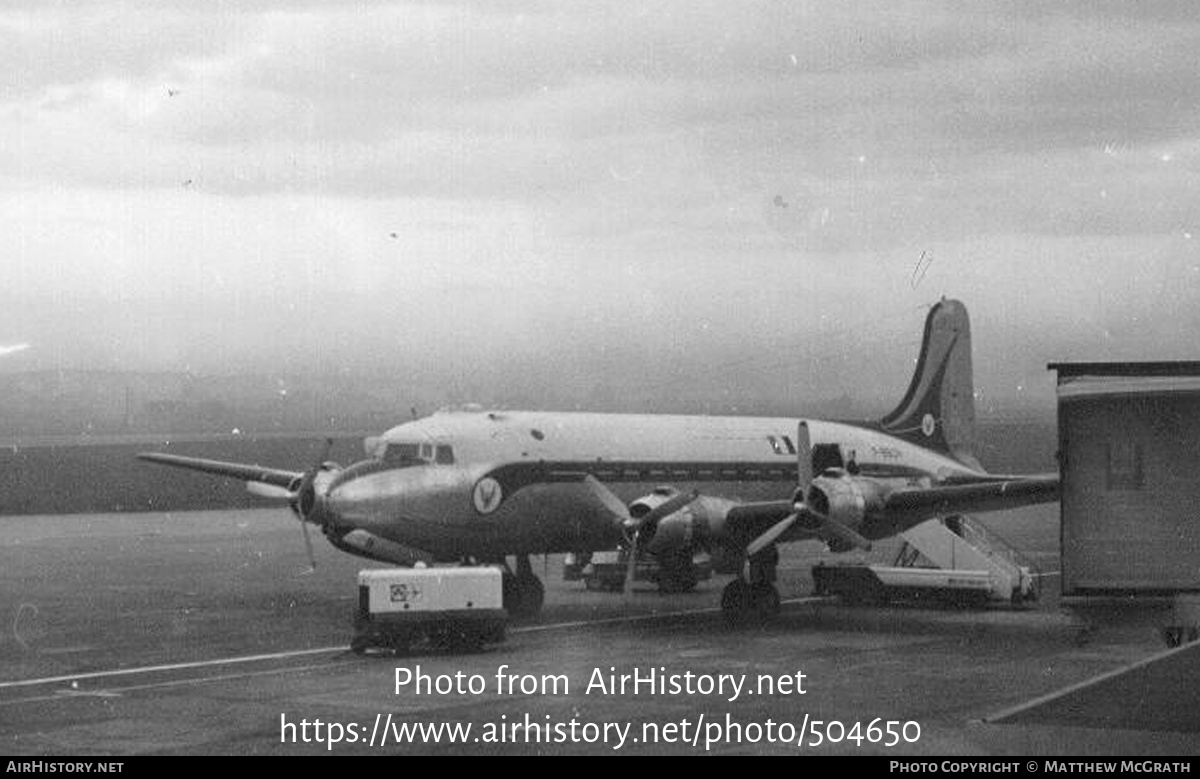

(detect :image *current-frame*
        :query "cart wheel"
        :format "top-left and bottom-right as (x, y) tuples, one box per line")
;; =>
(387, 635), (410, 655)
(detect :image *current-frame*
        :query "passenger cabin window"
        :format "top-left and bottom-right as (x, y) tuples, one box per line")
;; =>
(810, 443), (845, 473)
(435, 445), (455, 464)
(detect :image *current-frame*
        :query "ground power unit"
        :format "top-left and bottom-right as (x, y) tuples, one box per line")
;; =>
(352, 566), (507, 654)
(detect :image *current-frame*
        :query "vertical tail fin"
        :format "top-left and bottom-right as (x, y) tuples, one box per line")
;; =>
(879, 298), (980, 469)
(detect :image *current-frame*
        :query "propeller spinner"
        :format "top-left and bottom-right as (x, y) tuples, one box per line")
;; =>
(744, 421), (871, 557)
(246, 438), (334, 571)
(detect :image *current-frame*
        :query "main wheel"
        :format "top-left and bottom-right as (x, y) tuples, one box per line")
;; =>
(658, 553), (699, 593)
(721, 579), (753, 625)
(750, 582), (781, 618)
(504, 572), (545, 617)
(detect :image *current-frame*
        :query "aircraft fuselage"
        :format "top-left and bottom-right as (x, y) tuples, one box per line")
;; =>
(319, 410), (980, 561)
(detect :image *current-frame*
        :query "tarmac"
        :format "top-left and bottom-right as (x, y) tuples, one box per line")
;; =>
(0, 506), (1195, 755)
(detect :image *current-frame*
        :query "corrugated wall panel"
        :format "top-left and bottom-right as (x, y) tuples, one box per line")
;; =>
(1062, 395), (1200, 593)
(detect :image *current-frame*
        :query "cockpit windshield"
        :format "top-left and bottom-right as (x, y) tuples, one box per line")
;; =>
(382, 443), (423, 466)
(380, 442), (455, 467)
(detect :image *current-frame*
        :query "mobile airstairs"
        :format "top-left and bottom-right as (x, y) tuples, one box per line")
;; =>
(812, 516), (1038, 607)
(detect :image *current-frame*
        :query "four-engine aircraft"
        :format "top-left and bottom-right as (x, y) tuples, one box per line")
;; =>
(139, 299), (1059, 620)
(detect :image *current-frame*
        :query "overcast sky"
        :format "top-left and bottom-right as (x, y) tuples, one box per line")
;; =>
(1, 2), (1197, 414)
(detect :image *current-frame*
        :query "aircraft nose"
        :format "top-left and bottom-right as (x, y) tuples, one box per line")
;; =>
(313, 484), (355, 533)
(321, 463), (479, 531)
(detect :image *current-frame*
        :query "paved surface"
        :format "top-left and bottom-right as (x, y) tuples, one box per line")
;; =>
(989, 640), (1200, 735)
(0, 506), (1193, 755)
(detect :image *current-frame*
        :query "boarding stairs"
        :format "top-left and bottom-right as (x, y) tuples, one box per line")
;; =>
(813, 516), (1039, 606)
(894, 517), (1039, 602)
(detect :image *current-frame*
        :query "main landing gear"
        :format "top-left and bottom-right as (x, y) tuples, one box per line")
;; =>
(720, 546), (781, 625)
(501, 554), (545, 618)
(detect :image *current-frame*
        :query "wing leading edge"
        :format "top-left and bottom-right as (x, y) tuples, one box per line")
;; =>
(881, 474), (1059, 524)
(720, 472), (1059, 553)
(137, 452), (302, 491)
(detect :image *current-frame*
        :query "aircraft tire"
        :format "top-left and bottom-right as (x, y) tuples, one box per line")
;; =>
(504, 573), (544, 617)
(751, 582), (781, 617)
(660, 577), (697, 594)
(520, 575), (545, 615)
(721, 579), (752, 624)
(658, 554), (699, 593)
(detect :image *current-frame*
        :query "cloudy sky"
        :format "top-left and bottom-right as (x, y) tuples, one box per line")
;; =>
(1, 2), (1197, 414)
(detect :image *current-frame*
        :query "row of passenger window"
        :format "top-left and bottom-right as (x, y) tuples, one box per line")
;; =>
(766, 434), (797, 455)
(584, 466), (794, 482)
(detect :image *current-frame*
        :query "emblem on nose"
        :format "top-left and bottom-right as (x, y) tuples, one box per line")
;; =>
(472, 477), (504, 514)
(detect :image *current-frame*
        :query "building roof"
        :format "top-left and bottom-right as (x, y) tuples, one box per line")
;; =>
(1048, 361), (1200, 378)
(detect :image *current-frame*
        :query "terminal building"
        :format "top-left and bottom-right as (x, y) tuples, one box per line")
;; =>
(1050, 361), (1200, 644)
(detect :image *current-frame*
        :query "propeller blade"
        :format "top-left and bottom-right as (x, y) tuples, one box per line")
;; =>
(796, 420), (812, 495)
(299, 519), (316, 573)
(582, 476), (698, 529)
(582, 475), (633, 523)
(292, 438), (334, 571)
(640, 489), (699, 525)
(246, 482), (295, 500)
(623, 528), (641, 603)
(801, 505), (873, 551)
(745, 512), (798, 558)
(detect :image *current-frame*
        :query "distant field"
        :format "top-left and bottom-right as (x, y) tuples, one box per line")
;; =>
(0, 422), (1058, 516)
(974, 421), (1058, 473)
(0, 435), (369, 515)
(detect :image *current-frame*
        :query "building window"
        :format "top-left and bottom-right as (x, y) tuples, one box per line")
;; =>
(1106, 439), (1144, 490)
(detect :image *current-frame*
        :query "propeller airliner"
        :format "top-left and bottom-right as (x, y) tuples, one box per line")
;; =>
(139, 299), (1058, 620)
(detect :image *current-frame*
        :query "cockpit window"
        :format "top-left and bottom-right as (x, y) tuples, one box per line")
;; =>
(381, 441), (455, 467)
(382, 443), (423, 466)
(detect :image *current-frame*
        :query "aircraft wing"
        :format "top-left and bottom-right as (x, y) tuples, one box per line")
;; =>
(716, 473), (1059, 554)
(137, 452), (302, 490)
(721, 500), (798, 543)
(881, 474), (1060, 525)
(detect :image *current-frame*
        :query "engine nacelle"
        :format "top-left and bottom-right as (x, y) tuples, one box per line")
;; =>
(332, 529), (434, 566)
(802, 469), (888, 536)
(642, 495), (735, 556)
(627, 486), (680, 519)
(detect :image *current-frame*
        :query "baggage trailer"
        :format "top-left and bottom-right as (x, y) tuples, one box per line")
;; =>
(565, 550), (713, 592)
(352, 567), (506, 654)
